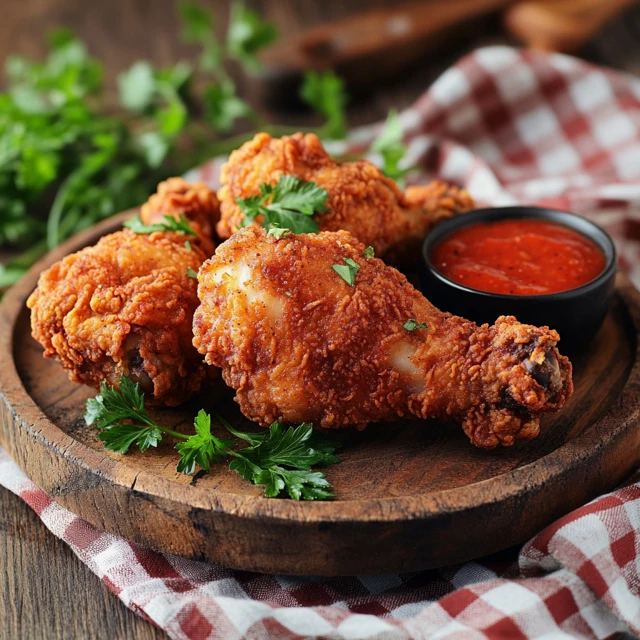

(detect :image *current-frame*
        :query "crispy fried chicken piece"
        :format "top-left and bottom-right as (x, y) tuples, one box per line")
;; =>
(192, 227), (573, 449)
(216, 133), (473, 258)
(141, 177), (220, 255)
(28, 229), (215, 406)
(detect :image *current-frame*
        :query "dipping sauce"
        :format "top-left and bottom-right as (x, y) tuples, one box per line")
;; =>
(431, 219), (606, 295)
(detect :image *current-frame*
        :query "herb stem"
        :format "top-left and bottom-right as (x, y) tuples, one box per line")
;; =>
(46, 172), (76, 250)
(159, 426), (190, 440)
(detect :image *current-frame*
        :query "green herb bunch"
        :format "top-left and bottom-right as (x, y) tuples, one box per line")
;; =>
(0, 1), (279, 290)
(85, 376), (340, 500)
(1, 1), (411, 292)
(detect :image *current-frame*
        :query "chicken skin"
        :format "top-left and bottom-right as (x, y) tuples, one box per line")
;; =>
(192, 227), (573, 449)
(216, 132), (474, 258)
(141, 177), (220, 255)
(28, 229), (214, 406)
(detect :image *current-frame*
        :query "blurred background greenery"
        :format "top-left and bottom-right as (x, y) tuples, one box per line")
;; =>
(1, 0), (639, 293)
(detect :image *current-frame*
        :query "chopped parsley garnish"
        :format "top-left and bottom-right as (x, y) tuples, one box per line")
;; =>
(403, 319), (428, 331)
(124, 214), (197, 236)
(332, 257), (360, 286)
(266, 224), (291, 239)
(362, 246), (375, 259)
(237, 174), (328, 235)
(85, 376), (340, 500)
(184, 240), (192, 250)
(186, 266), (198, 279)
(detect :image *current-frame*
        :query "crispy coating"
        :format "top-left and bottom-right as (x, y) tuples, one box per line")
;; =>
(193, 227), (573, 449)
(141, 177), (220, 255)
(28, 229), (214, 406)
(216, 133), (474, 258)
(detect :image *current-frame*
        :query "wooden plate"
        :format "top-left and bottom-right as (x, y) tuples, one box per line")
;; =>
(1, 213), (639, 576)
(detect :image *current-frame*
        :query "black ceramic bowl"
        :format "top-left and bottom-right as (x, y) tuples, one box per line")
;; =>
(420, 207), (617, 351)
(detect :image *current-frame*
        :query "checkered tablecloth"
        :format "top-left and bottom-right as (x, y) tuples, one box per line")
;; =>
(3, 46), (640, 639)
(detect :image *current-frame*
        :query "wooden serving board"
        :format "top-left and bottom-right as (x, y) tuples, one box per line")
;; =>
(1, 213), (639, 576)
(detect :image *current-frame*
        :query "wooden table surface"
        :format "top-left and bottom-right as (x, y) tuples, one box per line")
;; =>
(2, 0), (640, 638)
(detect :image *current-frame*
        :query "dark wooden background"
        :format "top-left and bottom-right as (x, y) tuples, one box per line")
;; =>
(2, 0), (640, 638)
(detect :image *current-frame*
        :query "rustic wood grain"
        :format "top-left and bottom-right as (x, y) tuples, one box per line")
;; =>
(0, 488), (167, 640)
(2, 0), (640, 637)
(1, 212), (639, 579)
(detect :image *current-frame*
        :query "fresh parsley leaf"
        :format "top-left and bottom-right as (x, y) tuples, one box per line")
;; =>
(84, 376), (168, 454)
(362, 246), (375, 259)
(98, 423), (163, 454)
(84, 376), (151, 430)
(203, 82), (252, 133)
(332, 257), (360, 286)
(257, 467), (334, 500)
(117, 61), (156, 112)
(157, 95), (188, 137)
(146, 134), (174, 169)
(229, 422), (339, 500)
(403, 319), (428, 331)
(117, 62), (191, 151)
(264, 175), (329, 216)
(214, 412), (267, 447)
(227, 1), (277, 73)
(266, 208), (319, 234)
(238, 422), (339, 469)
(176, 410), (234, 474)
(266, 224), (291, 239)
(179, 0), (214, 43)
(124, 214), (197, 236)
(236, 175), (328, 235)
(371, 109), (413, 186)
(300, 70), (347, 140)
(199, 41), (223, 73)
(186, 266), (198, 279)
(48, 28), (77, 50)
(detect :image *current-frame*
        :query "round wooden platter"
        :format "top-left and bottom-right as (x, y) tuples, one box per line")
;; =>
(1, 213), (639, 576)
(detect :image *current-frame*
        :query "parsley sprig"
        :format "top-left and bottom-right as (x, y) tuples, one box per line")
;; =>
(300, 70), (348, 141)
(237, 175), (328, 234)
(84, 376), (340, 500)
(371, 109), (414, 187)
(124, 214), (197, 236)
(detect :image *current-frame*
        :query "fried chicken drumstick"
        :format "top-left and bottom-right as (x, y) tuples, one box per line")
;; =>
(193, 227), (573, 449)
(141, 177), (220, 255)
(216, 133), (474, 258)
(28, 228), (214, 406)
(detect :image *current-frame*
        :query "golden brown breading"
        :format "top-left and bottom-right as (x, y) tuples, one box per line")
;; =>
(141, 177), (220, 255)
(216, 133), (473, 257)
(28, 229), (214, 406)
(192, 227), (573, 449)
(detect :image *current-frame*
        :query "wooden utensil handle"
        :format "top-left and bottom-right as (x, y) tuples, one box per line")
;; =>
(504, 0), (638, 53)
(260, 0), (514, 84)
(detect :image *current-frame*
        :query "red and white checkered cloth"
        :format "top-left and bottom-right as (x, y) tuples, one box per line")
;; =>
(3, 46), (640, 639)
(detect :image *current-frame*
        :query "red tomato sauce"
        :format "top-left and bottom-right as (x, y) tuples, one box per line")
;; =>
(431, 219), (606, 295)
